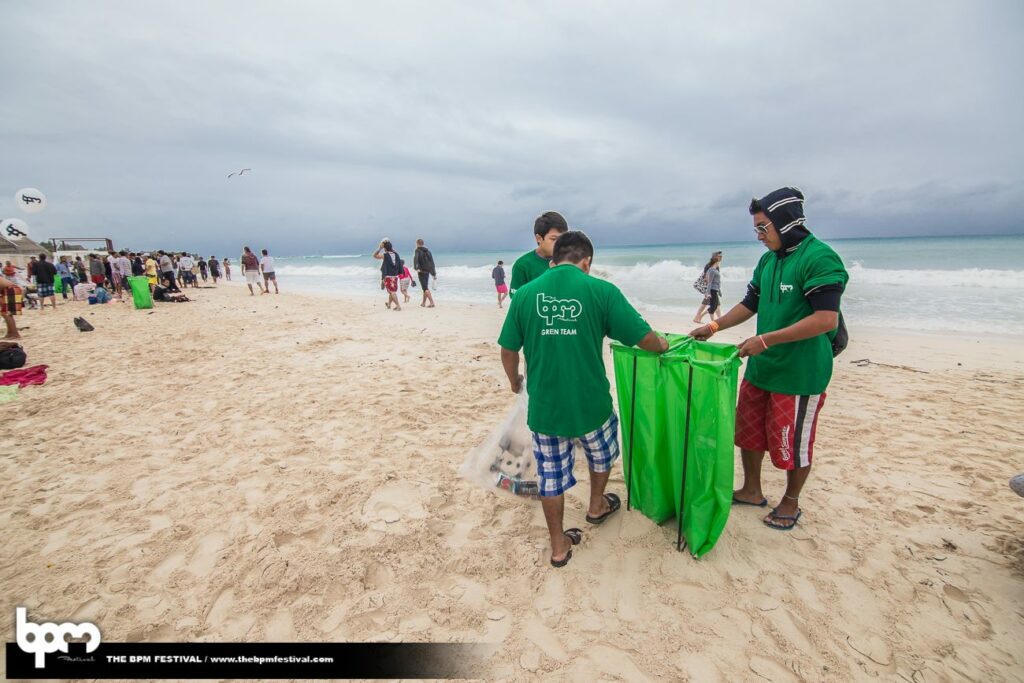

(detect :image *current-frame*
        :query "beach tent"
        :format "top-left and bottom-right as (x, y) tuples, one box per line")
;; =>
(611, 335), (740, 558)
(0, 234), (49, 270)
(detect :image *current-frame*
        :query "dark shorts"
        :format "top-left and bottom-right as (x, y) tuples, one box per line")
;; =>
(37, 283), (55, 297)
(707, 289), (720, 314)
(418, 272), (430, 290)
(263, 271), (276, 281)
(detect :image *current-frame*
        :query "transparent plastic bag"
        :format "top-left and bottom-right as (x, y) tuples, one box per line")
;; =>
(459, 391), (539, 500)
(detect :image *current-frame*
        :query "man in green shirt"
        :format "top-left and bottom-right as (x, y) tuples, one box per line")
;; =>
(508, 211), (569, 297)
(499, 231), (668, 567)
(691, 187), (848, 531)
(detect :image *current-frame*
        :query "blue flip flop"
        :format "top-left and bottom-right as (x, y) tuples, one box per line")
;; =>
(732, 495), (768, 507)
(764, 507), (802, 530)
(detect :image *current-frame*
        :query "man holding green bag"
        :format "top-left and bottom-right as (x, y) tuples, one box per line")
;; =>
(499, 230), (668, 567)
(691, 187), (848, 531)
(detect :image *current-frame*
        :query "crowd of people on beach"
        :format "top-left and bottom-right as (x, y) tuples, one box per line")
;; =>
(0, 246), (288, 342)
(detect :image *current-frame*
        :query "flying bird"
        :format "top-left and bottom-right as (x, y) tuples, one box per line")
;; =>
(227, 168), (252, 178)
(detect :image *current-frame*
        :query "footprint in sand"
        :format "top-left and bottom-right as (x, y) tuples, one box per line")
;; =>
(189, 531), (228, 575)
(360, 482), (427, 527)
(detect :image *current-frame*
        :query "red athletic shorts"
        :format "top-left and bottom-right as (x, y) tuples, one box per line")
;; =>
(383, 276), (399, 293)
(735, 379), (826, 470)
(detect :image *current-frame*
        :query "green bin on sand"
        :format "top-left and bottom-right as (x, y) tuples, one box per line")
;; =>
(611, 334), (741, 558)
(127, 276), (153, 310)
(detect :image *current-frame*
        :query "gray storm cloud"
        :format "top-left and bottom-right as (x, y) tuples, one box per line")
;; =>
(1, 0), (1021, 255)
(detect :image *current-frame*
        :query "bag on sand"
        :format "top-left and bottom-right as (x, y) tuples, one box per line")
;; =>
(459, 391), (540, 500)
(0, 345), (26, 370)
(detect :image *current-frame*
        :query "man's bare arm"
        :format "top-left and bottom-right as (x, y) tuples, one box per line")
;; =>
(500, 348), (523, 393)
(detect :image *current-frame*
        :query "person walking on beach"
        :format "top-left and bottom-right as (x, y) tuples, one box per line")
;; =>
(399, 264), (413, 303)
(223, 257), (232, 281)
(118, 251), (133, 296)
(74, 256), (88, 285)
(158, 250), (179, 291)
(26, 256), (38, 285)
(240, 247), (263, 295)
(145, 253), (158, 292)
(499, 231), (668, 567)
(198, 256), (208, 282)
(413, 238), (436, 308)
(89, 253), (106, 285)
(374, 239), (404, 310)
(509, 211), (569, 297)
(492, 260), (508, 308)
(56, 256), (76, 300)
(704, 253), (724, 323)
(35, 253), (58, 310)
(693, 251), (723, 323)
(209, 256), (221, 284)
(260, 249), (278, 294)
(178, 252), (195, 289)
(691, 187), (848, 531)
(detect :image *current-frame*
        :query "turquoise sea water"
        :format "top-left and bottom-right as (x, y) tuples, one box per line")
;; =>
(271, 235), (1024, 335)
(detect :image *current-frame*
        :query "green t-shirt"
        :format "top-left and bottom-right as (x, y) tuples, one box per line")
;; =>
(745, 235), (849, 396)
(508, 250), (551, 297)
(498, 264), (652, 437)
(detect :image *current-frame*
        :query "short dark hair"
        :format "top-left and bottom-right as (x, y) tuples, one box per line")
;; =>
(261, 249), (268, 255)
(38, 253), (47, 261)
(748, 198), (765, 215)
(381, 240), (393, 251)
(552, 231), (594, 265)
(497, 260), (504, 265)
(534, 211), (569, 238)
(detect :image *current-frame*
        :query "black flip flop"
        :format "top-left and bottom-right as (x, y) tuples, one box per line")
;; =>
(764, 507), (802, 531)
(732, 495), (769, 507)
(550, 528), (582, 568)
(585, 493), (621, 525)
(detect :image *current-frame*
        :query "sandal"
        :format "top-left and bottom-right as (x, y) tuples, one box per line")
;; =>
(550, 528), (582, 568)
(585, 493), (621, 525)
(763, 507), (802, 531)
(732, 495), (769, 507)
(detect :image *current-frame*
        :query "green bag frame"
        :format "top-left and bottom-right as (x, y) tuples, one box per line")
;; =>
(611, 334), (741, 558)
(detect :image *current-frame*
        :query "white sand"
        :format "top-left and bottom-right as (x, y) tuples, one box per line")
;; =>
(2, 284), (1022, 681)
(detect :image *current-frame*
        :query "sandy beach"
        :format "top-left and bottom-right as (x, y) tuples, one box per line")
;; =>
(2, 283), (1022, 682)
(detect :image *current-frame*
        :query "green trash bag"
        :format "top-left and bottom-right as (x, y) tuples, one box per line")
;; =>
(612, 334), (741, 558)
(127, 276), (153, 309)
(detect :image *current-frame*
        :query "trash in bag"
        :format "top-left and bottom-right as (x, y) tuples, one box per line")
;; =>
(459, 390), (539, 500)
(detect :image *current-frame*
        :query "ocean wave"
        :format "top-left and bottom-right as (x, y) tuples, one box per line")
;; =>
(276, 265), (379, 277)
(323, 254), (362, 259)
(276, 258), (1024, 290)
(845, 262), (1024, 288)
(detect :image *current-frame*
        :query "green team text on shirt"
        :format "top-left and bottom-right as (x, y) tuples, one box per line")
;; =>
(508, 250), (551, 297)
(498, 264), (651, 437)
(745, 235), (849, 396)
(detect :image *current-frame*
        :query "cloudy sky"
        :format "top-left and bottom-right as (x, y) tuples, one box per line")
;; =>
(1, 1), (1021, 255)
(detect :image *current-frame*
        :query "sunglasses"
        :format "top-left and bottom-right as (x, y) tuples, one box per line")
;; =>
(754, 223), (771, 235)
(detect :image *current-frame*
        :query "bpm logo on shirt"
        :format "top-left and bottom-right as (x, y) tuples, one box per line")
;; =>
(779, 283), (794, 294)
(536, 293), (582, 326)
(15, 607), (102, 668)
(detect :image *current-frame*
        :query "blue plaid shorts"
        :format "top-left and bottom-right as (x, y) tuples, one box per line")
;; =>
(532, 413), (620, 497)
(37, 284), (55, 297)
